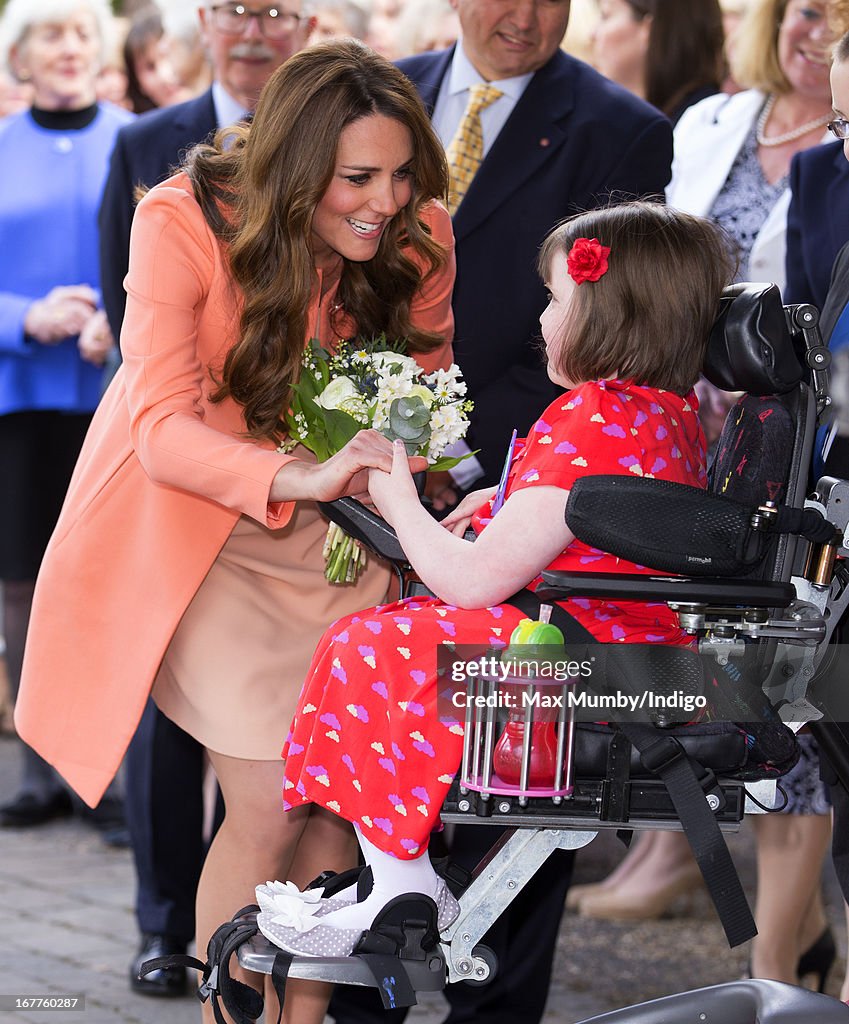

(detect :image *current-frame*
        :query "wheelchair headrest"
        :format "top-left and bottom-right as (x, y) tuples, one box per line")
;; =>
(704, 283), (804, 395)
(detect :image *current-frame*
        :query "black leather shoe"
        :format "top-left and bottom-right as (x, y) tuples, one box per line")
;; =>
(130, 934), (188, 998)
(0, 790), (73, 828)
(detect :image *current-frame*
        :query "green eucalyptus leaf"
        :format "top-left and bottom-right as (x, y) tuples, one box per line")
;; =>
(388, 396), (431, 440)
(427, 449), (481, 472)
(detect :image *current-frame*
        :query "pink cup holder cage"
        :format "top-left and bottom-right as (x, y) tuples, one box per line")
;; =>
(457, 673), (580, 805)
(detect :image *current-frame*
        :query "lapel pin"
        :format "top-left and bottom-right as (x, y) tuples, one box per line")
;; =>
(539, 137), (550, 147)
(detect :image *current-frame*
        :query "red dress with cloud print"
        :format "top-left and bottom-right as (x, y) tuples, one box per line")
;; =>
(282, 379), (706, 857)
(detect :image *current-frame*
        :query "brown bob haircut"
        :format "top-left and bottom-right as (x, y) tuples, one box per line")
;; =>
(538, 202), (735, 395)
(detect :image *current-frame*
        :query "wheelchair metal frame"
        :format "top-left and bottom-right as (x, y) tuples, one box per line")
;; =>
(235, 293), (849, 1022)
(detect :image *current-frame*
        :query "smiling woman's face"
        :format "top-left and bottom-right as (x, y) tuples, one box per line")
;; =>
(13, 6), (102, 111)
(777, 0), (834, 101)
(310, 113), (415, 271)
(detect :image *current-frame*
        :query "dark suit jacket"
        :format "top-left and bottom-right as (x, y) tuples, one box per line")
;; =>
(397, 48), (674, 482)
(99, 88), (217, 340)
(815, 240), (849, 476)
(785, 140), (849, 310)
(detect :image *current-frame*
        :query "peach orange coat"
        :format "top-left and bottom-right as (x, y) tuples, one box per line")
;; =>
(15, 175), (455, 807)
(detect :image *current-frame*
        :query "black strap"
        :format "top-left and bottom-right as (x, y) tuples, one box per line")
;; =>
(139, 953), (206, 977)
(773, 505), (841, 544)
(269, 950), (294, 1024)
(148, 907), (262, 1024)
(506, 587), (597, 645)
(601, 731), (632, 822)
(507, 587), (757, 948)
(617, 722), (756, 948)
(356, 953), (418, 1009)
(204, 917), (265, 1024)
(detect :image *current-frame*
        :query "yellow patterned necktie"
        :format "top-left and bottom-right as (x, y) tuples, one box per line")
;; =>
(445, 83), (503, 215)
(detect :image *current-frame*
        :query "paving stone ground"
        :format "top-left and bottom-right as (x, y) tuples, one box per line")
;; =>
(1, 731), (846, 1023)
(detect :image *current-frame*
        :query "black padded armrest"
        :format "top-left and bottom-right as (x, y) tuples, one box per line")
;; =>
(317, 498), (409, 565)
(537, 571), (795, 608)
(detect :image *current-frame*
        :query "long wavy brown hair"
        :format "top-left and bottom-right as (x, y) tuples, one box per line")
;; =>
(185, 39), (450, 444)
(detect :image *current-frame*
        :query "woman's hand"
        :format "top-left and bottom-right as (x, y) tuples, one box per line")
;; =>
(440, 487), (496, 536)
(77, 310), (114, 367)
(24, 285), (98, 344)
(269, 430), (426, 504)
(367, 440), (424, 528)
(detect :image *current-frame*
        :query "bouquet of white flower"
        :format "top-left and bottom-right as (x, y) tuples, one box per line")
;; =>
(282, 336), (474, 583)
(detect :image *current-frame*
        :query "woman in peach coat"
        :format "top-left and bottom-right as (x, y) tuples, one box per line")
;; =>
(16, 41), (455, 1023)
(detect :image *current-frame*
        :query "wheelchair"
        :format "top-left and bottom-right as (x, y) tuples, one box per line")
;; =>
(196, 284), (849, 1022)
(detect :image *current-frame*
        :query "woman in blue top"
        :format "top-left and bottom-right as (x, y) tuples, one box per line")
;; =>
(0, 0), (133, 829)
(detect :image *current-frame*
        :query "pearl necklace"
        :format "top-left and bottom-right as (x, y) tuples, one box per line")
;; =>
(756, 94), (830, 147)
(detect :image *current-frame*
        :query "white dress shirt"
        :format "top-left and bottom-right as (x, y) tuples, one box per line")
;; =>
(212, 80), (251, 130)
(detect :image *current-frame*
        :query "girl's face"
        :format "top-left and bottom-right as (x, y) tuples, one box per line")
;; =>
(591, 0), (651, 97)
(540, 249), (578, 389)
(311, 113), (415, 272)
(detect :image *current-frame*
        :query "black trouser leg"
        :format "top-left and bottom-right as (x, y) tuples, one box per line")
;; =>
(125, 701), (207, 946)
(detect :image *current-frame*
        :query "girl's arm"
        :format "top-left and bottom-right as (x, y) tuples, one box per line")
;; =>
(368, 441), (574, 608)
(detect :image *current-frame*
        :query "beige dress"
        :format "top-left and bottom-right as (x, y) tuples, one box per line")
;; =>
(146, 188), (455, 763)
(152, 495), (391, 760)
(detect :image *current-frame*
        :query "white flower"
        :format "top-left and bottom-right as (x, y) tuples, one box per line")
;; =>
(315, 376), (359, 411)
(373, 368), (420, 428)
(314, 376), (370, 422)
(425, 366), (467, 401)
(371, 351), (420, 375)
(428, 403), (470, 459)
(407, 384), (435, 408)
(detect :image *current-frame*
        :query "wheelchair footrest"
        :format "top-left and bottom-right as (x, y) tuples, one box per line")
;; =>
(441, 777), (746, 829)
(237, 931), (447, 995)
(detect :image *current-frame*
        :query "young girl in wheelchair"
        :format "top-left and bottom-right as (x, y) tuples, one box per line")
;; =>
(259, 201), (735, 958)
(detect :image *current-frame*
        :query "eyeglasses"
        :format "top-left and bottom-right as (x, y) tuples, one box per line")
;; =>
(208, 3), (305, 39)
(828, 118), (849, 140)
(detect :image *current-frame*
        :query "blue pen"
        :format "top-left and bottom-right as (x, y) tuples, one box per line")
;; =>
(491, 429), (518, 515)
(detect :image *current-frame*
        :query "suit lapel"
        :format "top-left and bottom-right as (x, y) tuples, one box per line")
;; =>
(452, 55), (575, 241)
(828, 146), (849, 266)
(822, 244), (849, 341)
(170, 89), (217, 147)
(409, 49), (452, 117)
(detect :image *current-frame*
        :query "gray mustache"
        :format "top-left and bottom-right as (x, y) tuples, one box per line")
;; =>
(229, 44), (277, 61)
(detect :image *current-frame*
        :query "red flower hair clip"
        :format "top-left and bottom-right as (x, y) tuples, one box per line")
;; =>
(566, 237), (611, 284)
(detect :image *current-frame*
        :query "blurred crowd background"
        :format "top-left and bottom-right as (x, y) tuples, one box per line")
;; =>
(0, 0), (755, 123)
(0, 0), (756, 727)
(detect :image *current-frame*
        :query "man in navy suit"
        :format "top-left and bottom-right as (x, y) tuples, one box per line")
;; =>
(329, 4), (672, 1023)
(785, 139), (849, 310)
(97, 0), (315, 997)
(398, 0), (673, 500)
